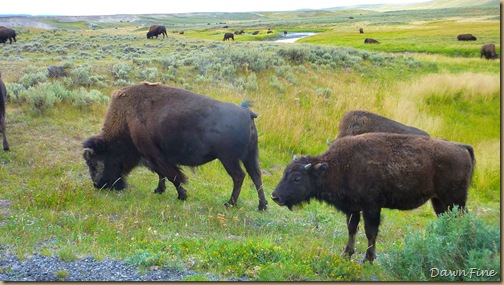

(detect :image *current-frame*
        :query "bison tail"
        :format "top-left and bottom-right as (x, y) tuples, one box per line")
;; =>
(459, 143), (476, 177)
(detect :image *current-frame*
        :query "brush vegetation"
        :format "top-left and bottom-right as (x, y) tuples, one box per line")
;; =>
(0, 2), (500, 281)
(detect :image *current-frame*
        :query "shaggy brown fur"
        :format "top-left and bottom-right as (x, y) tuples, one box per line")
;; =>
(364, 38), (379, 44)
(0, 27), (16, 44)
(336, 110), (429, 139)
(272, 133), (475, 262)
(480, 43), (499, 60)
(146, 25), (167, 39)
(223, 32), (234, 41)
(83, 83), (267, 210)
(457, 33), (477, 41)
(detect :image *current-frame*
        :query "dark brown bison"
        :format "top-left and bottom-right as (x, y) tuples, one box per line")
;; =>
(0, 27), (17, 44)
(336, 110), (429, 139)
(272, 133), (475, 262)
(364, 38), (379, 44)
(457, 33), (477, 41)
(179, 31), (184, 35)
(359, 28), (364, 34)
(83, 82), (267, 210)
(480, 43), (499, 59)
(146, 25), (167, 39)
(252, 31), (259, 35)
(0, 72), (9, 151)
(223, 32), (234, 41)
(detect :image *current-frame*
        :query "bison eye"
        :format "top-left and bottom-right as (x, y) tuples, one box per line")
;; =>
(293, 176), (302, 183)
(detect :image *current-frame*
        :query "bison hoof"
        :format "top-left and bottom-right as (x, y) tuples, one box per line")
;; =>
(224, 201), (237, 208)
(363, 253), (376, 264)
(177, 193), (187, 200)
(343, 246), (355, 257)
(153, 188), (164, 194)
(258, 203), (268, 211)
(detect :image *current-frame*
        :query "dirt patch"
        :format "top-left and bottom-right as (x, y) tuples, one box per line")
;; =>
(0, 199), (12, 220)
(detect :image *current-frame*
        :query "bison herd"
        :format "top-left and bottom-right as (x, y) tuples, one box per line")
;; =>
(0, 20), (494, 263)
(77, 82), (476, 263)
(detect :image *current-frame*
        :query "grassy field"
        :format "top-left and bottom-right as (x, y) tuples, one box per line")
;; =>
(0, 2), (500, 281)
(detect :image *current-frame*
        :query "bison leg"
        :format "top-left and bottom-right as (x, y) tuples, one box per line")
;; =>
(153, 174), (167, 194)
(431, 196), (467, 216)
(220, 158), (245, 208)
(0, 118), (8, 151)
(344, 211), (360, 257)
(242, 154), (268, 211)
(154, 174), (187, 200)
(362, 209), (381, 263)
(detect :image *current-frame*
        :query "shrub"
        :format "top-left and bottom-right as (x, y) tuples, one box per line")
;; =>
(18, 82), (64, 114)
(18, 67), (48, 88)
(112, 63), (133, 81)
(137, 67), (159, 82)
(380, 208), (500, 281)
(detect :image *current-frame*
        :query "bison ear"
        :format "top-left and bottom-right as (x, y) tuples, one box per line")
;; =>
(314, 163), (328, 176)
(83, 136), (107, 154)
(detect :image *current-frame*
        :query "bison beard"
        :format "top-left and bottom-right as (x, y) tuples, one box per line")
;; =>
(83, 83), (268, 210)
(272, 133), (474, 263)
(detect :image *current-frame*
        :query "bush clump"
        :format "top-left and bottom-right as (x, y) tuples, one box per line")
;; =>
(380, 208), (500, 281)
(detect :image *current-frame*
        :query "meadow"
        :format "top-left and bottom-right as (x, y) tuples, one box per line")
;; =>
(0, 2), (500, 281)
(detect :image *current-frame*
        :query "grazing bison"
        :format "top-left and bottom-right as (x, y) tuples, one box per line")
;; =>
(0, 72), (9, 151)
(336, 110), (429, 139)
(252, 31), (259, 35)
(83, 82), (268, 210)
(480, 43), (499, 60)
(223, 32), (234, 41)
(0, 27), (16, 44)
(457, 34), (477, 41)
(272, 133), (475, 262)
(359, 28), (364, 34)
(146, 25), (167, 39)
(364, 38), (379, 44)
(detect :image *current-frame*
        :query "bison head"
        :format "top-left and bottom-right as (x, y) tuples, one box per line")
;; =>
(146, 31), (153, 39)
(271, 156), (328, 210)
(82, 136), (126, 190)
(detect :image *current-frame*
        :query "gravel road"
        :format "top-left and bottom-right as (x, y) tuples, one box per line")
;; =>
(0, 246), (239, 281)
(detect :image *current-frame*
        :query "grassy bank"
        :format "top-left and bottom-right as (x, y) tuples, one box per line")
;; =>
(0, 5), (500, 281)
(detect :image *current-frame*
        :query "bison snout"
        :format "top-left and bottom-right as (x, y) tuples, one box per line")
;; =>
(271, 192), (284, 205)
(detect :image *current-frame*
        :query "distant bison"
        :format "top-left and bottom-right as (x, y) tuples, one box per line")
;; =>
(272, 133), (475, 262)
(83, 82), (268, 210)
(359, 28), (364, 34)
(457, 33), (477, 41)
(146, 25), (167, 39)
(252, 31), (259, 35)
(223, 32), (234, 41)
(336, 110), (429, 139)
(0, 27), (17, 44)
(364, 38), (379, 44)
(0, 72), (9, 151)
(480, 43), (499, 60)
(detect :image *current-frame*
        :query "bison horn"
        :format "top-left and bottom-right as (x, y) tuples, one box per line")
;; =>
(83, 147), (94, 154)
(293, 155), (297, 161)
(304, 163), (312, 171)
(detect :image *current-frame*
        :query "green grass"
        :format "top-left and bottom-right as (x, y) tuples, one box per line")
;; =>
(0, 5), (500, 281)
